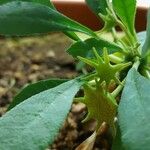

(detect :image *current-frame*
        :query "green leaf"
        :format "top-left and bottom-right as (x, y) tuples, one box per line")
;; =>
(85, 0), (107, 15)
(142, 9), (150, 56)
(0, 1), (82, 41)
(112, 0), (136, 35)
(1, 1), (80, 41)
(112, 124), (125, 150)
(0, 1), (96, 37)
(64, 31), (80, 41)
(8, 79), (68, 110)
(118, 68), (150, 150)
(67, 38), (122, 58)
(0, 0), (54, 8)
(137, 31), (146, 48)
(0, 79), (83, 150)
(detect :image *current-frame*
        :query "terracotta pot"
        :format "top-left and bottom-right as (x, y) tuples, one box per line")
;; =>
(52, 0), (148, 32)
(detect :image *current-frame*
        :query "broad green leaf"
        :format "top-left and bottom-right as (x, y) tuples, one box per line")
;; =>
(0, 0), (54, 8)
(0, 0), (83, 41)
(85, 0), (107, 15)
(118, 68), (150, 150)
(0, 1), (96, 37)
(67, 38), (122, 58)
(0, 1), (80, 41)
(112, 0), (136, 35)
(137, 31), (146, 48)
(0, 79), (83, 150)
(8, 79), (68, 110)
(142, 9), (150, 56)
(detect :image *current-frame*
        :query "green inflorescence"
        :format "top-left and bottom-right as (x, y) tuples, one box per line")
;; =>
(77, 48), (132, 135)
(79, 83), (117, 135)
(78, 48), (131, 87)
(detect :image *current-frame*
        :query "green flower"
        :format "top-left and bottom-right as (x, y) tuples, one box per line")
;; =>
(78, 83), (117, 135)
(78, 48), (131, 87)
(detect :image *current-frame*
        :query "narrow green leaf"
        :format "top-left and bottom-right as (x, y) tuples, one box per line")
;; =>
(118, 68), (150, 150)
(0, 0), (54, 8)
(0, 79), (83, 150)
(8, 79), (68, 110)
(0, 1), (96, 37)
(67, 38), (122, 58)
(112, 0), (136, 35)
(85, 0), (107, 15)
(142, 9), (150, 56)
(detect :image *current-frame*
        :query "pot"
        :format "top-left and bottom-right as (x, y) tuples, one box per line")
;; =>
(52, 0), (149, 32)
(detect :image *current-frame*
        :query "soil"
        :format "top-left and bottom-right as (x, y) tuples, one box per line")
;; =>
(0, 33), (110, 150)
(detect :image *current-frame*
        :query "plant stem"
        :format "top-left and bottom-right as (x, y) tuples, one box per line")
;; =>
(81, 73), (97, 81)
(106, 1), (138, 50)
(116, 20), (135, 46)
(111, 80), (125, 98)
(109, 54), (124, 64)
(92, 32), (100, 39)
(142, 70), (150, 79)
(111, 28), (119, 43)
(133, 57), (140, 70)
(145, 70), (150, 79)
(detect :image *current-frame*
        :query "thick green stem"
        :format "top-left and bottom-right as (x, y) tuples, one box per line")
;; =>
(133, 57), (140, 70)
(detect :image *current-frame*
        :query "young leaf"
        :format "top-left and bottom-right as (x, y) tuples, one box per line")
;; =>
(118, 68), (150, 149)
(112, 0), (136, 35)
(8, 79), (68, 110)
(142, 9), (150, 56)
(85, 0), (107, 15)
(0, 1), (96, 37)
(0, 0), (54, 8)
(0, 79), (83, 150)
(67, 38), (122, 58)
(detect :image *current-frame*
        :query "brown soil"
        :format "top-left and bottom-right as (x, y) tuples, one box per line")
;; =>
(0, 33), (110, 150)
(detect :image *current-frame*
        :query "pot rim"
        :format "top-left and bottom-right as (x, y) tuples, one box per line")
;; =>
(52, 0), (149, 9)
(52, 0), (148, 31)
